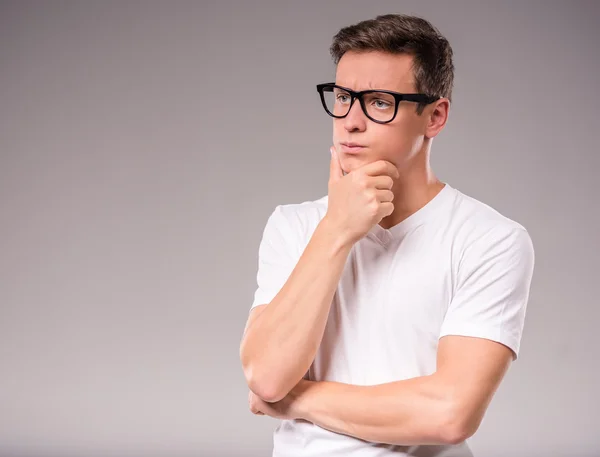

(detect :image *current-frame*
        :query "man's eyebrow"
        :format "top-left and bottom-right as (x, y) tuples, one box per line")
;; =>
(335, 83), (381, 91)
(364, 83), (396, 91)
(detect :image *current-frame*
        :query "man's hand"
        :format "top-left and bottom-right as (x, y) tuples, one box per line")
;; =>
(325, 146), (399, 245)
(248, 389), (265, 416)
(248, 380), (311, 421)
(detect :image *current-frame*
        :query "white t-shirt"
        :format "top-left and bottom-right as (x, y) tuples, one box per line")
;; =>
(249, 182), (535, 457)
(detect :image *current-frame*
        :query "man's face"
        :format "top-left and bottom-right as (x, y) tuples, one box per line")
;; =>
(333, 50), (433, 174)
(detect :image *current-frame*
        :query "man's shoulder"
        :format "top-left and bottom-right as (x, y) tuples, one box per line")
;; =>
(263, 194), (328, 246)
(272, 194), (328, 225)
(277, 194), (328, 214)
(448, 186), (531, 251)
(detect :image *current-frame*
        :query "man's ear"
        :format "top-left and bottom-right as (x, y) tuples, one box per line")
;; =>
(425, 98), (450, 139)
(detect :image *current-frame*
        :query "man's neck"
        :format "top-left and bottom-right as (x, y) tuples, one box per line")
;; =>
(378, 161), (444, 230)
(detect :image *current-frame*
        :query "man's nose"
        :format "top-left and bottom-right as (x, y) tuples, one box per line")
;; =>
(343, 99), (367, 132)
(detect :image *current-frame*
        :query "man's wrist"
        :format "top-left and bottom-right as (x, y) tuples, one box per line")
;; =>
(318, 216), (355, 254)
(291, 379), (316, 421)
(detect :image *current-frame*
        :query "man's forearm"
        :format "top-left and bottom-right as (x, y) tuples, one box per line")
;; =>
(293, 375), (467, 446)
(240, 216), (352, 403)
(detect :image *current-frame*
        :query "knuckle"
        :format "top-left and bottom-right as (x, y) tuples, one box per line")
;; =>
(369, 200), (379, 214)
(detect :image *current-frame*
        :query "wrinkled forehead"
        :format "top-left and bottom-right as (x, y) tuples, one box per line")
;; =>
(335, 50), (417, 93)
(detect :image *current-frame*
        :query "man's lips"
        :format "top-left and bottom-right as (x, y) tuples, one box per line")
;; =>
(339, 142), (366, 153)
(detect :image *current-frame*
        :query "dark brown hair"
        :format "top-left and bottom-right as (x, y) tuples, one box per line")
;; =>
(330, 14), (454, 114)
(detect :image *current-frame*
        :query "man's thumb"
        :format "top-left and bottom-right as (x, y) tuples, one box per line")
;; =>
(329, 147), (343, 181)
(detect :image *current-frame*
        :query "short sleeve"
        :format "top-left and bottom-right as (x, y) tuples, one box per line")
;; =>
(439, 226), (535, 361)
(250, 205), (299, 312)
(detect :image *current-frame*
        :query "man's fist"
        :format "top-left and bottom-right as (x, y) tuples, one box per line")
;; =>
(248, 390), (265, 415)
(247, 388), (306, 421)
(325, 146), (399, 245)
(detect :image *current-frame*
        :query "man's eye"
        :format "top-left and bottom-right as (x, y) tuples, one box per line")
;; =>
(373, 99), (391, 109)
(336, 94), (350, 103)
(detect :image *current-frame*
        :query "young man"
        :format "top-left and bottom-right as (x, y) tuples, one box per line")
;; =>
(239, 13), (535, 457)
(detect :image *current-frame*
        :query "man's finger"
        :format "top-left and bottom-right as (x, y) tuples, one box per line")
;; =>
(361, 159), (400, 179)
(329, 146), (344, 182)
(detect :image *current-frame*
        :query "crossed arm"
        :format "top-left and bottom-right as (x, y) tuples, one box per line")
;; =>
(245, 217), (532, 446)
(249, 334), (513, 446)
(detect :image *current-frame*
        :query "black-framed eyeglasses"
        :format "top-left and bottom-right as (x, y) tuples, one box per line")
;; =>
(316, 82), (440, 124)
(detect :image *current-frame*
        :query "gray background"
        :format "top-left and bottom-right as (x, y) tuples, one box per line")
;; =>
(1, 1), (598, 456)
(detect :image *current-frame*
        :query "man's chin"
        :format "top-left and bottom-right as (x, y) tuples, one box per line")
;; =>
(341, 155), (380, 173)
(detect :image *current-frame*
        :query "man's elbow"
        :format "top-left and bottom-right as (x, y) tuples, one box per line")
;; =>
(241, 358), (291, 403)
(239, 339), (305, 403)
(247, 374), (289, 403)
(438, 402), (480, 445)
(439, 423), (473, 446)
